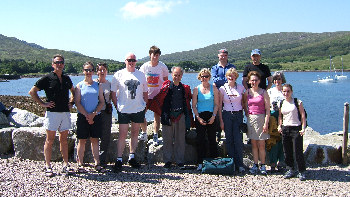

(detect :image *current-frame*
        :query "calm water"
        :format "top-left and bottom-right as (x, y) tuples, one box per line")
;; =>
(1, 72), (349, 135)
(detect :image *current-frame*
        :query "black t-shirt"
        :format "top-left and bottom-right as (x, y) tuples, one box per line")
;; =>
(34, 72), (73, 112)
(243, 63), (271, 89)
(171, 84), (184, 111)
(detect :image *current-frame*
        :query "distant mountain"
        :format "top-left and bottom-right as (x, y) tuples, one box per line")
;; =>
(142, 31), (350, 66)
(0, 34), (120, 64)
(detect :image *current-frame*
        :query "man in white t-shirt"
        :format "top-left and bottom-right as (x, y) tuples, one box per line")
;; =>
(111, 52), (148, 172)
(138, 46), (169, 144)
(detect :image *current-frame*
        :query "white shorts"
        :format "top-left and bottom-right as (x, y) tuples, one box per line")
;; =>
(44, 111), (72, 132)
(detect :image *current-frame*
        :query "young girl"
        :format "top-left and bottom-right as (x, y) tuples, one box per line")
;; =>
(278, 84), (306, 181)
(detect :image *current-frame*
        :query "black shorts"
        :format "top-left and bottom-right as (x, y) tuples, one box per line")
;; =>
(117, 109), (145, 124)
(76, 113), (102, 139)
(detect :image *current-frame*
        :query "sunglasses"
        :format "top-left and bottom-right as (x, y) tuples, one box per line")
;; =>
(274, 78), (282, 80)
(54, 61), (64, 65)
(201, 75), (210, 78)
(126, 59), (137, 62)
(84, 68), (94, 72)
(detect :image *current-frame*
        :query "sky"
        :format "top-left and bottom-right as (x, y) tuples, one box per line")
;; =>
(0, 0), (349, 61)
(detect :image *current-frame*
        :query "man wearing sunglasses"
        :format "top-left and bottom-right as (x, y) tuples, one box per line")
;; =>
(29, 54), (75, 177)
(111, 53), (148, 172)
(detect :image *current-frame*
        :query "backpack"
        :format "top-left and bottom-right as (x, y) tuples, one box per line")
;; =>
(280, 98), (308, 126)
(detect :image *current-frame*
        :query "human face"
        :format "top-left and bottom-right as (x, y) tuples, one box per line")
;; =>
(273, 76), (283, 87)
(227, 75), (237, 83)
(83, 65), (94, 78)
(251, 54), (261, 65)
(249, 75), (260, 88)
(218, 52), (228, 62)
(97, 66), (107, 80)
(150, 53), (160, 64)
(52, 57), (65, 73)
(282, 86), (292, 99)
(172, 68), (183, 85)
(200, 73), (210, 82)
(125, 53), (137, 72)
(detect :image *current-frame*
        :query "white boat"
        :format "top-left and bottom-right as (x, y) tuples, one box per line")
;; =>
(314, 56), (337, 83)
(335, 56), (347, 80)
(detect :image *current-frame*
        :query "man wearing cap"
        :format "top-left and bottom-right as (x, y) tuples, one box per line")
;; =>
(242, 49), (272, 90)
(211, 49), (236, 89)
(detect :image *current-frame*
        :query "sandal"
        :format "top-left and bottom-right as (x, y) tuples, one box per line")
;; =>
(95, 164), (107, 173)
(62, 165), (75, 175)
(77, 165), (87, 173)
(45, 167), (55, 177)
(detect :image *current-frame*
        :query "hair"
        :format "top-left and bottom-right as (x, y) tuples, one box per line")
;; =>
(97, 62), (108, 70)
(171, 66), (184, 74)
(197, 68), (211, 80)
(247, 71), (261, 80)
(225, 68), (239, 79)
(52, 54), (64, 62)
(272, 71), (286, 83)
(149, 45), (161, 55)
(83, 61), (94, 70)
(282, 83), (293, 92)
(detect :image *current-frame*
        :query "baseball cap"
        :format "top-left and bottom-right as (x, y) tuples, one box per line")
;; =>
(251, 49), (261, 56)
(218, 49), (228, 54)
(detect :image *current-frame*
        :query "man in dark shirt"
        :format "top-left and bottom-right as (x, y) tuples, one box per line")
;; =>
(29, 54), (75, 177)
(242, 49), (272, 90)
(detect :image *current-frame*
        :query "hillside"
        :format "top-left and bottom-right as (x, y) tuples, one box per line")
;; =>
(1, 31), (350, 74)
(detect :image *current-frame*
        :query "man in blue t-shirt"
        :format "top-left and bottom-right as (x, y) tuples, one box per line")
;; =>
(211, 49), (236, 89)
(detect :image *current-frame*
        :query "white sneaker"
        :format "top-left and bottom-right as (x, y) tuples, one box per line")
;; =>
(197, 164), (203, 171)
(138, 132), (148, 141)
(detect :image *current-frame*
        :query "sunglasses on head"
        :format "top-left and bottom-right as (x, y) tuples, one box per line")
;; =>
(54, 61), (64, 65)
(126, 59), (137, 62)
(84, 68), (94, 72)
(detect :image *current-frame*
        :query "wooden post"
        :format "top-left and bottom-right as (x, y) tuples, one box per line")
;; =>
(342, 102), (349, 165)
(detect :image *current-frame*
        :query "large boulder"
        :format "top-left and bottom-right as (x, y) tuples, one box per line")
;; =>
(0, 127), (15, 154)
(304, 128), (349, 164)
(12, 127), (75, 161)
(8, 108), (39, 127)
(0, 113), (10, 126)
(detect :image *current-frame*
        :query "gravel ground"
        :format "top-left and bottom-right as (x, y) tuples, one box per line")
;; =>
(1, 155), (350, 196)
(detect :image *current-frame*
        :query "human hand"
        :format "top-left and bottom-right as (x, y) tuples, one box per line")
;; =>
(263, 124), (268, 133)
(299, 129), (305, 136)
(207, 116), (215, 125)
(43, 101), (55, 108)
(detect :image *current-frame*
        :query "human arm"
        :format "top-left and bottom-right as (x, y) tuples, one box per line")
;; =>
(192, 87), (206, 125)
(143, 91), (148, 104)
(242, 77), (249, 90)
(28, 86), (55, 108)
(211, 66), (218, 87)
(111, 91), (117, 109)
(207, 86), (219, 125)
(243, 91), (249, 118)
(263, 90), (270, 133)
(278, 105), (283, 133)
(266, 76), (273, 90)
(68, 86), (75, 110)
(299, 101), (306, 136)
(218, 87), (224, 130)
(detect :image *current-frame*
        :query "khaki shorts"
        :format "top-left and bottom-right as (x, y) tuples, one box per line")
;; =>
(247, 114), (270, 140)
(44, 111), (72, 132)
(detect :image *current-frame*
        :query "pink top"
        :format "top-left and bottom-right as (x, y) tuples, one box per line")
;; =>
(248, 91), (265, 115)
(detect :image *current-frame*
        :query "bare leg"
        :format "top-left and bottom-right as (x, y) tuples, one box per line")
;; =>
(153, 113), (161, 135)
(90, 138), (100, 165)
(130, 122), (140, 153)
(58, 130), (69, 166)
(140, 118), (147, 133)
(251, 139), (259, 164)
(117, 124), (129, 157)
(258, 140), (266, 164)
(44, 130), (56, 168)
(77, 139), (87, 166)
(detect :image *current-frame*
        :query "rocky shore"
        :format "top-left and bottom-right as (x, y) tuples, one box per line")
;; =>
(1, 95), (350, 196)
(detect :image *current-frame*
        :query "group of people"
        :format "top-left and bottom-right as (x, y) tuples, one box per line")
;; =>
(28, 46), (307, 181)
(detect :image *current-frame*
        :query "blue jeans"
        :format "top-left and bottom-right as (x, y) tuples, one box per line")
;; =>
(223, 110), (243, 167)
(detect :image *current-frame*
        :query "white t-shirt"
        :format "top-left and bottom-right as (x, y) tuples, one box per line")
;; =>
(267, 87), (284, 111)
(139, 61), (169, 99)
(280, 99), (302, 126)
(111, 68), (147, 113)
(219, 83), (245, 111)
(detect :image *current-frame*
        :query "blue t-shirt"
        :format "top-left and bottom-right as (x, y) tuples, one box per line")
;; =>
(197, 84), (214, 113)
(211, 63), (236, 88)
(78, 81), (99, 114)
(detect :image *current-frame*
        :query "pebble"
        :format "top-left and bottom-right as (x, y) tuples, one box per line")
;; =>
(1, 156), (350, 196)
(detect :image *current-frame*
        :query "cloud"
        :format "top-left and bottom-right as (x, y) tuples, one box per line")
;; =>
(120, 0), (185, 19)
